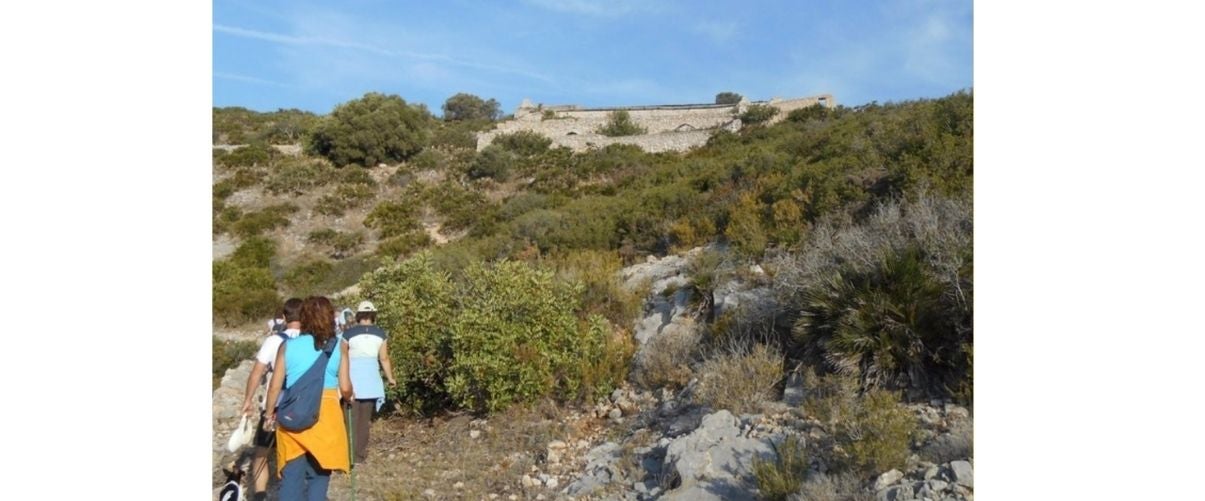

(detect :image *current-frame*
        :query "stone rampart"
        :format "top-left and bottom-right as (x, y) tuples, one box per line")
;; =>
(477, 94), (834, 153)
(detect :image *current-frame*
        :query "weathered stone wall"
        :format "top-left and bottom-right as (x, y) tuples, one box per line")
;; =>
(477, 94), (834, 153)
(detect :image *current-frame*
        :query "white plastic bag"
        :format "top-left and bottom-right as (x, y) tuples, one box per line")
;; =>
(226, 415), (254, 452)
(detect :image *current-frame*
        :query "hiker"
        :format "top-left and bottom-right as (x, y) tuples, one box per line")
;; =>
(264, 296), (353, 501)
(266, 309), (286, 336)
(241, 298), (303, 501)
(341, 300), (397, 465)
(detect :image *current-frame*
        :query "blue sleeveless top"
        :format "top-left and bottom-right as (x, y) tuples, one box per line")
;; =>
(282, 334), (343, 390)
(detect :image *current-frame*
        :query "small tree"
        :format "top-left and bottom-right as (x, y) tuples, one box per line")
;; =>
(715, 92), (743, 105)
(442, 93), (502, 121)
(308, 92), (432, 166)
(597, 110), (647, 137)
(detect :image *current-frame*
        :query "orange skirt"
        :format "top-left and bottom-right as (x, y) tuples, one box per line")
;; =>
(275, 388), (350, 477)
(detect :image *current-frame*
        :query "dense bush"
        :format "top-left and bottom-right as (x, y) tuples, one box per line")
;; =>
(230, 203), (298, 238)
(468, 145), (516, 181)
(739, 104), (779, 125)
(442, 93), (501, 121)
(491, 130), (552, 156)
(364, 200), (422, 238)
(281, 257), (334, 296)
(786, 103), (830, 123)
(315, 184), (376, 217)
(597, 110), (647, 137)
(358, 254), (629, 414)
(376, 230), (434, 260)
(715, 91), (743, 105)
(213, 257), (279, 327)
(221, 143), (274, 167)
(214, 107), (318, 145)
(264, 158), (335, 195)
(308, 92), (433, 166)
(307, 228), (364, 258)
(359, 253), (459, 414)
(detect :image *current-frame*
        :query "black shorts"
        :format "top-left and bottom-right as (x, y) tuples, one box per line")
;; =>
(253, 411), (275, 448)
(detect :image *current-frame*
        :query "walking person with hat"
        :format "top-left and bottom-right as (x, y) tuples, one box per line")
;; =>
(340, 300), (396, 465)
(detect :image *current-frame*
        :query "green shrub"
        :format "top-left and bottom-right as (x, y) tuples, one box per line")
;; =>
(213, 260), (279, 326)
(468, 145), (516, 181)
(308, 92), (433, 166)
(359, 254), (621, 414)
(694, 343), (784, 414)
(442, 93), (501, 121)
(740, 104), (779, 125)
(715, 91), (743, 105)
(597, 110), (647, 137)
(315, 184), (376, 217)
(222, 143), (274, 167)
(408, 149), (445, 171)
(429, 124), (479, 150)
(213, 337), (259, 390)
(359, 253), (459, 414)
(230, 236), (276, 268)
(376, 230), (434, 260)
(786, 104), (830, 123)
(445, 260), (590, 412)
(753, 434), (809, 501)
(833, 389), (917, 474)
(492, 130), (552, 156)
(724, 193), (768, 257)
(364, 201), (421, 238)
(339, 166), (378, 186)
(282, 258), (334, 296)
(264, 158), (335, 195)
(307, 228), (365, 258)
(231, 203), (298, 238)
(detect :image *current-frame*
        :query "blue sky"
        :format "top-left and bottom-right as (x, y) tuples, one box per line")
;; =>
(213, 0), (972, 115)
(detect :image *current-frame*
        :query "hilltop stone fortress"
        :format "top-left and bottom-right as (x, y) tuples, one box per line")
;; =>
(476, 94), (835, 153)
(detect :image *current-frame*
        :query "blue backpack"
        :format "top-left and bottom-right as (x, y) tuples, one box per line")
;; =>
(275, 336), (338, 432)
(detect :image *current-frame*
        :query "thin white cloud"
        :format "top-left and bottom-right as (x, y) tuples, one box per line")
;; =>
(522, 0), (659, 17)
(214, 71), (290, 88)
(213, 24), (554, 83)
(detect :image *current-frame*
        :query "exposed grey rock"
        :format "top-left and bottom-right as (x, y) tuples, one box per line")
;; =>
(875, 469), (905, 491)
(661, 410), (774, 500)
(949, 460), (973, 488)
(928, 479), (949, 492)
(876, 484), (916, 501)
(924, 466), (941, 481)
(782, 370), (805, 406)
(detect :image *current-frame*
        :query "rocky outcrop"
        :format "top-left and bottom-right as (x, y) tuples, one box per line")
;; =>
(660, 410), (775, 500)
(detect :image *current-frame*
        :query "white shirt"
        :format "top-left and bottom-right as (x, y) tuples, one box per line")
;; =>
(255, 328), (301, 370)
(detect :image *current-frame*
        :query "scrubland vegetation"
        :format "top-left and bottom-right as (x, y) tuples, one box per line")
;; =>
(213, 89), (972, 435)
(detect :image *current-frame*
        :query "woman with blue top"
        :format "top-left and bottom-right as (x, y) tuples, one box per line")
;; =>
(341, 300), (396, 465)
(264, 296), (353, 501)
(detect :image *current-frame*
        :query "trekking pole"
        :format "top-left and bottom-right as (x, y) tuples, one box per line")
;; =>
(347, 402), (356, 501)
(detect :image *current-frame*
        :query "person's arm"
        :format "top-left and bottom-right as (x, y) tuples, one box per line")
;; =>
(378, 342), (397, 387)
(241, 361), (269, 416)
(338, 340), (354, 403)
(263, 344), (287, 429)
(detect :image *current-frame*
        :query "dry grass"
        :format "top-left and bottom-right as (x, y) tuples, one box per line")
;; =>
(325, 401), (602, 500)
(694, 343), (784, 415)
(632, 327), (699, 391)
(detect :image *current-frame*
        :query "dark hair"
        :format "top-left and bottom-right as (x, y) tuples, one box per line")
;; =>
(355, 311), (376, 323)
(299, 296), (336, 349)
(282, 298), (304, 323)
